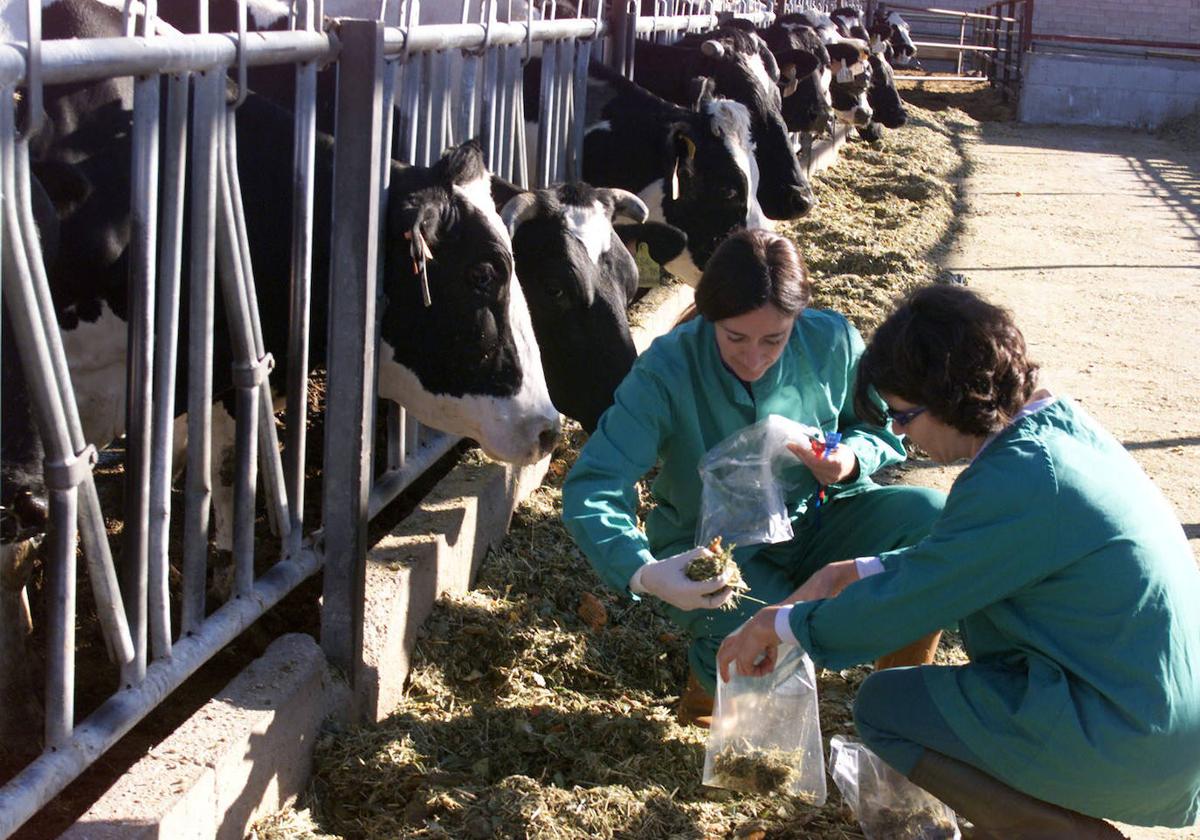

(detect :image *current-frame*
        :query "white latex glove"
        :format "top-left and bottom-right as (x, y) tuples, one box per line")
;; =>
(629, 546), (735, 612)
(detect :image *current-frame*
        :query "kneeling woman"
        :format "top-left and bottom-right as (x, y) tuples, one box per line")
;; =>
(718, 284), (1200, 836)
(562, 229), (946, 726)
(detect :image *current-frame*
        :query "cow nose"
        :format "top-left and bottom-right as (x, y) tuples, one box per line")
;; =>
(853, 106), (873, 126)
(787, 183), (816, 216)
(537, 417), (561, 459)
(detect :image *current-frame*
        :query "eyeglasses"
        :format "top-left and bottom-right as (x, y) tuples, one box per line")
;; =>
(885, 404), (927, 426)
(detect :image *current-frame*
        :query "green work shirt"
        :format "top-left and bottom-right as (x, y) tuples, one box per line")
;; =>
(562, 309), (906, 595)
(788, 398), (1200, 827)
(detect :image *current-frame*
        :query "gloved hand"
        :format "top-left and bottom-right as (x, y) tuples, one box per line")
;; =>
(629, 546), (735, 612)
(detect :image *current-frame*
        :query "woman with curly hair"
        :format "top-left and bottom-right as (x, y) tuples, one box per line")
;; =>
(718, 284), (1200, 837)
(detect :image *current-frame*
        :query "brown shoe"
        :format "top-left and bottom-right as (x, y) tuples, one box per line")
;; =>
(677, 671), (714, 729)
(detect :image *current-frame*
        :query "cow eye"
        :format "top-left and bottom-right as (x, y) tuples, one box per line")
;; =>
(468, 263), (497, 295)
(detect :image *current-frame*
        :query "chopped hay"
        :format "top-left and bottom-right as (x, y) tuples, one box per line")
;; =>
(685, 536), (754, 611)
(710, 739), (807, 796)
(251, 90), (985, 840)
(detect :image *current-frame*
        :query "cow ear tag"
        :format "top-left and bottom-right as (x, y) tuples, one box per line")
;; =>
(670, 159), (680, 201)
(837, 64), (853, 83)
(405, 226), (434, 307)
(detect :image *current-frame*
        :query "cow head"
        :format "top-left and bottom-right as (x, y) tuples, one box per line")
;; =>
(378, 141), (560, 464)
(873, 10), (918, 66)
(867, 51), (907, 129)
(500, 184), (685, 432)
(691, 30), (815, 220)
(827, 39), (874, 127)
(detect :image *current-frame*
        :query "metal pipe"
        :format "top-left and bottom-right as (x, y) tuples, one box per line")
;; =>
(285, 54), (319, 556)
(44, 486), (77, 748)
(120, 71), (162, 687)
(368, 430), (461, 519)
(147, 71), (189, 660)
(180, 68), (222, 637)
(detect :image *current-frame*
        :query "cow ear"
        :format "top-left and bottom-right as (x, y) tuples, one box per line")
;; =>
(490, 175), (522, 213)
(778, 49), (820, 82)
(614, 222), (687, 267)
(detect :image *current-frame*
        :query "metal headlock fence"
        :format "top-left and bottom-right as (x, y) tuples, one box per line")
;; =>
(0, 1), (779, 834)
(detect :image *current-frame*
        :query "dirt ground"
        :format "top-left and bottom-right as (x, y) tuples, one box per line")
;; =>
(897, 120), (1200, 839)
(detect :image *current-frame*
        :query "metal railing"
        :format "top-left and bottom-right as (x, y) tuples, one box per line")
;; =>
(0, 0), (798, 833)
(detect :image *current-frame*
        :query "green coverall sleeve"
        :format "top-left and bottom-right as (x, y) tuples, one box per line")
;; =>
(561, 365), (674, 594)
(831, 319), (907, 485)
(787, 442), (1063, 670)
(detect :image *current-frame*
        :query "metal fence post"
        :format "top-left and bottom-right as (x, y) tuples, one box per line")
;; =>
(321, 17), (384, 702)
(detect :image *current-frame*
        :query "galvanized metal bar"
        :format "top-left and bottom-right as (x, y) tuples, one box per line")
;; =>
(553, 37), (573, 181)
(368, 430), (460, 519)
(433, 50), (451, 159)
(418, 50), (434, 165)
(147, 71), (190, 660)
(20, 31), (332, 87)
(285, 52), (319, 555)
(481, 42), (500, 168)
(536, 36), (556, 186)
(0, 544), (324, 838)
(44, 486), (77, 748)
(457, 51), (479, 143)
(321, 18), (384, 689)
(570, 36), (591, 182)
(120, 70), (162, 687)
(494, 44), (512, 180)
(180, 68), (222, 637)
(222, 103), (291, 548)
(215, 108), (262, 601)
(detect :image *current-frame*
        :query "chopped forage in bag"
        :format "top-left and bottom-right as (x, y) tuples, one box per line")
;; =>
(685, 537), (752, 611)
(711, 737), (814, 799)
(860, 806), (959, 840)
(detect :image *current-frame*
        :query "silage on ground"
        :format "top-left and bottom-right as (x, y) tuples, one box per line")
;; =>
(251, 90), (992, 840)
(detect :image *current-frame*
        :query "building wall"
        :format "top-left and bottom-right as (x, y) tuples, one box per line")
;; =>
(885, 0), (1200, 46)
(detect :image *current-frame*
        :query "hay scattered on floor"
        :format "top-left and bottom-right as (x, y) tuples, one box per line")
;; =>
(251, 92), (984, 840)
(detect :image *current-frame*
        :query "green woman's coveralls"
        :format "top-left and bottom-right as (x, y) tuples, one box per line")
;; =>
(785, 398), (1200, 827)
(562, 310), (945, 693)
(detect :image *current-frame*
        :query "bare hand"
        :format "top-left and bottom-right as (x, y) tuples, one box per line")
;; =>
(717, 606), (785, 682)
(787, 438), (859, 486)
(781, 559), (860, 604)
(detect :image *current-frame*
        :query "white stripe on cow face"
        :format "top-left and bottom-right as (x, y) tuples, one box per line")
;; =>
(564, 200), (613, 267)
(704, 99), (772, 231)
(819, 66), (833, 109)
(745, 52), (780, 108)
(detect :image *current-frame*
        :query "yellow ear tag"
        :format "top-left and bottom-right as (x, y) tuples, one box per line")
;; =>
(682, 135), (697, 160)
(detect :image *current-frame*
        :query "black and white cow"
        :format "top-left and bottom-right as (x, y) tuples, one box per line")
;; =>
(829, 7), (908, 138)
(500, 184), (685, 432)
(2, 0), (562, 561)
(528, 59), (768, 286)
(758, 22), (833, 135)
(631, 29), (816, 220)
(872, 8), (918, 67)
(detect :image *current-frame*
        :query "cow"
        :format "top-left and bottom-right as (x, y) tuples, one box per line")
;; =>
(872, 7), (918, 67)
(758, 22), (833, 135)
(500, 184), (686, 432)
(828, 7), (908, 139)
(524, 58), (768, 286)
(630, 29), (816, 220)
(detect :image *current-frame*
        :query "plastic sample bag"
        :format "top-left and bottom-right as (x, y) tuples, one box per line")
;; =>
(702, 643), (827, 804)
(696, 415), (825, 549)
(829, 736), (960, 840)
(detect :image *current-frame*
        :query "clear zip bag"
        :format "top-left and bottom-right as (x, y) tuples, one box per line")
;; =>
(829, 735), (961, 839)
(702, 642), (827, 804)
(695, 415), (828, 550)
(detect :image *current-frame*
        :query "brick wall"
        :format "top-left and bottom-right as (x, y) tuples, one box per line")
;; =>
(885, 0), (1200, 46)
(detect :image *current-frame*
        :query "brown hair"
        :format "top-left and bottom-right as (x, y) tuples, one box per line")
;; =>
(854, 284), (1039, 436)
(676, 229), (811, 325)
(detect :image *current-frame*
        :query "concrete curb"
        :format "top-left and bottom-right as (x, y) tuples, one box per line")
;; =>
(61, 280), (698, 839)
(61, 634), (340, 840)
